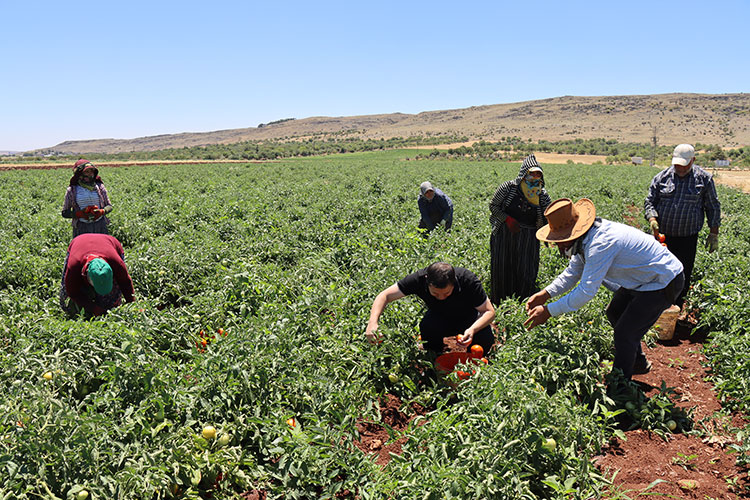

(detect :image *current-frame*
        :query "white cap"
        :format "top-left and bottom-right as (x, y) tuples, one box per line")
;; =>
(672, 144), (695, 167)
(420, 181), (434, 195)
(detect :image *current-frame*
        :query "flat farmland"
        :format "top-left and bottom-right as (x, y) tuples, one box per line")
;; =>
(1, 150), (748, 499)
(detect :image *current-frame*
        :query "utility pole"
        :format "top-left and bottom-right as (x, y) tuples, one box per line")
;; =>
(650, 125), (658, 167)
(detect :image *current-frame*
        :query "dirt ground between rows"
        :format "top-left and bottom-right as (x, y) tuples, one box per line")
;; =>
(595, 319), (750, 499)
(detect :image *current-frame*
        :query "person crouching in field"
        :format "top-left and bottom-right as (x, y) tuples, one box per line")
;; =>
(61, 159), (114, 239)
(60, 233), (135, 318)
(418, 182), (453, 234)
(524, 198), (684, 381)
(489, 154), (551, 304)
(365, 262), (496, 356)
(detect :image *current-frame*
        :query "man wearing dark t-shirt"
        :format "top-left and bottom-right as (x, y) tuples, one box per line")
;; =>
(365, 262), (496, 354)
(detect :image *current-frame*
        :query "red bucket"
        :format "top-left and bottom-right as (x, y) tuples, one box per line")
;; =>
(435, 352), (475, 378)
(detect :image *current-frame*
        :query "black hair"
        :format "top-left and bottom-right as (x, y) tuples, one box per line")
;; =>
(426, 262), (455, 288)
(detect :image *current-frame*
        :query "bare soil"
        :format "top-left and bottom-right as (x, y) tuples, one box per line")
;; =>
(352, 393), (429, 467)
(594, 319), (750, 498)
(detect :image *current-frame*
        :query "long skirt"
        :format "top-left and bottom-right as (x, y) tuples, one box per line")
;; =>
(72, 218), (108, 239)
(490, 224), (540, 303)
(59, 253), (123, 317)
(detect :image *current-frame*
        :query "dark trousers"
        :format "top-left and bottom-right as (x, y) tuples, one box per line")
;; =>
(664, 234), (698, 308)
(605, 273), (684, 378)
(72, 218), (109, 239)
(419, 309), (494, 355)
(418, 210), (453, 232)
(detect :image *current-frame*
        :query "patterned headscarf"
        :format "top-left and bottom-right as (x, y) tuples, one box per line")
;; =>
(70, 159), (101, 187)
(516, 154), (544, 206)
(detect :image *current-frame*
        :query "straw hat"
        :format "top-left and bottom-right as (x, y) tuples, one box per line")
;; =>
(536, 198), (596, 243)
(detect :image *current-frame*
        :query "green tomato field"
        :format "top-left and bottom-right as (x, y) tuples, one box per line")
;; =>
(1, 150), (748, 499)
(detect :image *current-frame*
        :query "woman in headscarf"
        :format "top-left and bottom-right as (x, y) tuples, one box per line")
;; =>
(61, 159), (113, 239)
(489, 154), (551, 303)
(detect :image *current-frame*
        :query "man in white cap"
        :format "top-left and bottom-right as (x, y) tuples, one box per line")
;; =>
(418, 181), (453, 234)
(644, 144), (721, 310)
(524, 198), (684, 380)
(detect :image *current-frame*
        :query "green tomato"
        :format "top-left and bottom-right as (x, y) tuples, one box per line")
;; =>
(666, 420), (677, 432)
(625, 401), (636, 411)
(76, 490), (89, 500)
(202, 425), (216, 440)
(191, 469), (202, 486)
(218, 433), (231, 446)
(388, 373), (399, 383)
(541, 437), (556, 453)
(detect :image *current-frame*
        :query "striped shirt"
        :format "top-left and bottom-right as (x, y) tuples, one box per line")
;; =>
(75, 186), (104, 223)
(545, 219), (683, 317)
(644, 165), (721, 237)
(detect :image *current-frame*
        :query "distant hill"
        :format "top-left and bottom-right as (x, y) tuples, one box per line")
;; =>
(42, 93), (750, 154)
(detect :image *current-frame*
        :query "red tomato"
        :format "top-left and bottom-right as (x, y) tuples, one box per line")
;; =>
(470, 344), (484, 359)
(658, 233), (666, 243)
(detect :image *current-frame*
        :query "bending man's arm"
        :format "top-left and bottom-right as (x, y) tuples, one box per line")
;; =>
(365, 284), (405, 343)
(457, 298), (495, 346)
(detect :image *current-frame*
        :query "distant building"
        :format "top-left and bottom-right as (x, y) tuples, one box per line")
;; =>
(631, 156), (643, 165)
(714, 159), (730, 167)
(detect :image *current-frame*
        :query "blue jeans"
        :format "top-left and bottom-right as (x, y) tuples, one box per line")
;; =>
(605, 272), (684, 378)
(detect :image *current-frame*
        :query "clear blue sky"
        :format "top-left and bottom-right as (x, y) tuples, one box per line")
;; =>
(2, 0), (748, 151)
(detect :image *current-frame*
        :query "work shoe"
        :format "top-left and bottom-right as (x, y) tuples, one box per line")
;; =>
(632, 359), (652, 375)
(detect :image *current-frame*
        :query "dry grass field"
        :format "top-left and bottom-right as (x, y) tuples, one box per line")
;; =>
(714, 170), (750, 193)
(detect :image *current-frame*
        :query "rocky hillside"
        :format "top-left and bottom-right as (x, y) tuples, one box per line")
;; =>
(45, 93), (750, 154)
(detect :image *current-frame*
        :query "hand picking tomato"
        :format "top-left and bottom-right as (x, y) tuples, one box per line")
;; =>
(470, 344), (484, 359)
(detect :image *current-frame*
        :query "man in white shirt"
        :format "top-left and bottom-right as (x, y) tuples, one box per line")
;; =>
(524, 198), (684, 379)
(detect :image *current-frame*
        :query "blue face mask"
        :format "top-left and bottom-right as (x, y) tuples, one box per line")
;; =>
(525, 179), (541, 189)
